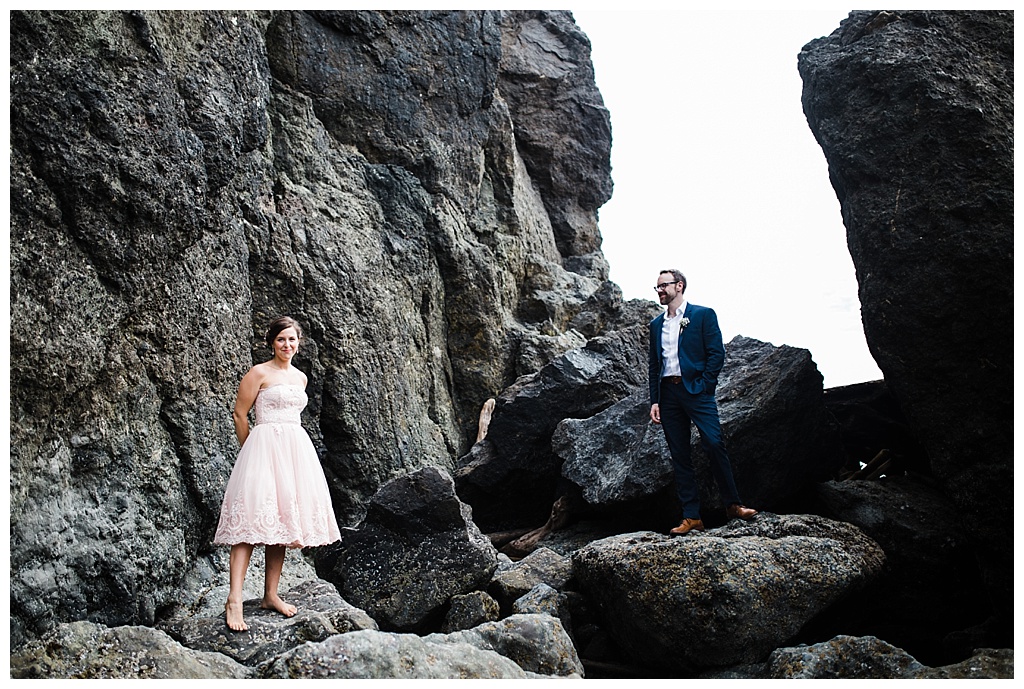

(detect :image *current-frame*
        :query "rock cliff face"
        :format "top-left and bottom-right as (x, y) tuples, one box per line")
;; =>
(9, 9), (622, 647)
(10, 9), (1014, 678)
(798, 10), (1013, 644)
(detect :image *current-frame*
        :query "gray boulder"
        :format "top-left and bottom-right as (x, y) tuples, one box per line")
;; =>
(160, 546), (319, 623)
(488, 546), (574, 610)
(157, 579), (376, 667)
(511, 583), (574, 638)
(313, 467), (498, 632)
(558, 335), (838, 521)
(426, 613), (584, 677)
(441, 590), (501, 633)
(806, 475), (985, 665)
(512, 583), (563, 617)
(799, 10), (1013, 639)
(259, 629), (532, 679)
(11, 620), (250, 679)
(761, 635), (1013, 679)
(572, 513), (885, 672)
(456, 325), (648, 530)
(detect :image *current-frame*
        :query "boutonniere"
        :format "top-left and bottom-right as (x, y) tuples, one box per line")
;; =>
(680, 317), (690, 329)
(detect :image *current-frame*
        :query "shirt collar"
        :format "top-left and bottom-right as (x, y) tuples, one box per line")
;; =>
(666, 299), (688, 320)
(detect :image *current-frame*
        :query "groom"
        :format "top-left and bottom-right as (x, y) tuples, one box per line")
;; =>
(648, 269), (757, 535)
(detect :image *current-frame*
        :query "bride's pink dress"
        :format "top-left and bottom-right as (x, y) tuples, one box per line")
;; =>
(214, 384), (341, 547)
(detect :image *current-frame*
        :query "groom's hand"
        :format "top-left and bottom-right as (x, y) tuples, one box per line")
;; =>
(650, 404), (661, 424)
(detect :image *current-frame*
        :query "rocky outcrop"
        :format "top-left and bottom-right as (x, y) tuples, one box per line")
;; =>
(261, 630), (527, 678)
(455, 325), (649, 530)
(488, 547), (574, 612)
(801, 475), (987, 666)
(157, 580), (377, 667)
(756, 635), (1013, 679)
(313, 467), (498, 632)
(259, 623), (581, 679)
(572, 514), (886, 674)
(425, 614), (584, 677)
(10, 621), (251, 679)
(10, 9), (618, 647)
(441, 590), (501, 633)
(11, 9), (1015, 680)
(798, 10), (1013, 643)
(557, 336), (840, 522)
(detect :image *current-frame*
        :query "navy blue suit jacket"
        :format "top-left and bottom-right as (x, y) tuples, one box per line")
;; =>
(648, 303), (726, 404)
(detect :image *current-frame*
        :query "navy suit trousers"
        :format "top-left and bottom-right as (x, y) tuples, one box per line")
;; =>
(659, 378), (742, 519)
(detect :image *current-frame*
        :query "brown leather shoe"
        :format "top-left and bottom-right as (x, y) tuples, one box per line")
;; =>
(669, 518), (705, 535)
(725, 503), (757, 521)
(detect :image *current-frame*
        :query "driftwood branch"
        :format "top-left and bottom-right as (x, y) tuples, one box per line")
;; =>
(846, 448), (892, 480)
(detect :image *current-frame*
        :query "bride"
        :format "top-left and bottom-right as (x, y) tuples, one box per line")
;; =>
(213, 316), (341, 631)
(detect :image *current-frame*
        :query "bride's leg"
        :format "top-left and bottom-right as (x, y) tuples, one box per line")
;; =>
(226, 543), (254, 631)
(260, 544), (297, 617)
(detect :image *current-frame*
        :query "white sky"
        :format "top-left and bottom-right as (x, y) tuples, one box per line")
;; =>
(572, 9), (884, 388)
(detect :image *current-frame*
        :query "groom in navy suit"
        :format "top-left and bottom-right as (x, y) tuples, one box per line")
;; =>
(648, 269), (757, 535)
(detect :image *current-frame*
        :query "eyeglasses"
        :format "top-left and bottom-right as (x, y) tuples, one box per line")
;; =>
(654, 281), (679, 292)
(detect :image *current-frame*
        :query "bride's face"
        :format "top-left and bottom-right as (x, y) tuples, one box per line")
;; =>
(272, 327), (300, 361)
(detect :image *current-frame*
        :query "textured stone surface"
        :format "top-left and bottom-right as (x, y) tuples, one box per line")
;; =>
(166, 547), (319, 622)
(259, 616), (584, 679)
(259, 628), (532, 679)
(512, 583), (570, 636)
(488, 546), (574, 610)
(441, 590), (501, 633)
(803, 476), (985, 666)
(455, 325), (649, 530)
(10, 621), (250, 679)
(313, 467), (498, 632)
(426, 613), (584, 677)
(799, 10), (1013, 640)
(10, 9), (617, 648)
(572, 514), (885, 672)
(157, 579), (377, 667)
(762, 635), (1013, 679)
(558, 336), (839, 520)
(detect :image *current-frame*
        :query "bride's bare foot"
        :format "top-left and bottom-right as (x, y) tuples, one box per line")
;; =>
(260, 594), (297, 618)
(225, 600), (248, 631)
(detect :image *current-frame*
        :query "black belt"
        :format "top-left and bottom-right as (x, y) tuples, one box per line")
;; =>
(662, 376), (682, 384)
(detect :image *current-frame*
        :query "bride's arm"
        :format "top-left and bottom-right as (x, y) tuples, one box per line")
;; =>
(233, 368), (262, 447)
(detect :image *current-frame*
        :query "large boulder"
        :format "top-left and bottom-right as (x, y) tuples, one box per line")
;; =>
(572, 514), (885, 673)
(496, 10), (610, 270)
(802, 475), (986, 666)
(441, 590), (501, 633)
(159, 546), (319, 622)
(11, 621), (250, 679)
(259, 613), (584, 679)
(799, 10), (1013, 642)
(157, 579), (377, 667)
(558, 336), (839, 523)
(758, 635), (1013, 679)
(313, 467), (498, 632)
(259, 629), (533, 679)
(455, 325), (648, 530)
(488, 546), (574, 611)
(426, 613), (584, 677)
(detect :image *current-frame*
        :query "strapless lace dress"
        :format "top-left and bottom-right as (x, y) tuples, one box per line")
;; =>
(214, 384), (341, 547)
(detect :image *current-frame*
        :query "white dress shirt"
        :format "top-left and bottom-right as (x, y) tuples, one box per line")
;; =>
(661, 300), (688, 378)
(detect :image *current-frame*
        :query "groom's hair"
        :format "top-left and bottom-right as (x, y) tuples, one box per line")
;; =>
(660, 269), (687, 293)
